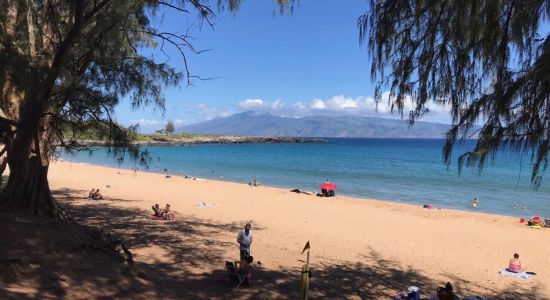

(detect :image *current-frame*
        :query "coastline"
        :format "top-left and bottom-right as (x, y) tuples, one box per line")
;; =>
(67, 160), (520, 220)
(44, 160), (550, 298)
(69, 135), (324, 146)
(60, 158), (537, 220)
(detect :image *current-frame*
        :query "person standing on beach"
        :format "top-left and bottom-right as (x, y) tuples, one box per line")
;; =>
(237, 223), (253, 259)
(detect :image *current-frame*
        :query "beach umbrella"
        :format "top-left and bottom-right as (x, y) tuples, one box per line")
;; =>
(320, 182), (337, 191)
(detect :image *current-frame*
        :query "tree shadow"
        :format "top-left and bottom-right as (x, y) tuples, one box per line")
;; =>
(0, 207), (141, 299)
(0, 187), (544, 299)
(53, 188), (249, 267)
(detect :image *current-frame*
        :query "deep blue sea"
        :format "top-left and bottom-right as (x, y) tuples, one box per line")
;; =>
(60, 138), (550, 218)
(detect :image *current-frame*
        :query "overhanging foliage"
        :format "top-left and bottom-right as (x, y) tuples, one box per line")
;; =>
(361, 0), (550, 187)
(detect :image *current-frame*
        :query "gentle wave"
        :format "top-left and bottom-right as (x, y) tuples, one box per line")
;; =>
(60, 138), (550, 218)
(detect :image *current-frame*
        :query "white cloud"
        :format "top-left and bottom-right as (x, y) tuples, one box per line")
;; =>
(129, 118), (161, 126)
(126, 93), (453, 132)
(239, 99), (265, 109)
(233, 93), (452, 123)
(195, 103), (208, 110)
(193, 103), (234, 120)
(238, 98), (286, 111)
(125, 118), (190, 133)
(271, 99), (284, 110)
(310, 99), (326, 110)
(294, 102), (307, 110)
(325, 95), (359, 109)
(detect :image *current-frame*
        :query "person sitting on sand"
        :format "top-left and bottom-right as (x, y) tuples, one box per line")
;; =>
(437, 282), (458, 300)
(236, 255), (254, 287)
(92, 189), (103, 200)
(88, 188), (96, 198)
(161, 204), (174, 220)
(508, 253), (526, 273)
(152, 204), (162, 217)
(471, 198), (479, 208)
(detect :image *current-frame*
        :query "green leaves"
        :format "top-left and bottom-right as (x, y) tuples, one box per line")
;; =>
(165, 120), (175, 135)
(358, 0), (550, 187)
(362, 0), (550, 187)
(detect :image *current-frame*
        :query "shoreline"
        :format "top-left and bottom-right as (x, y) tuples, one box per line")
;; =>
(60, 159), (538, 220)
(68, 135), (324, 147)
(45, 160), (550, 298)
(51, 159), (533, 231)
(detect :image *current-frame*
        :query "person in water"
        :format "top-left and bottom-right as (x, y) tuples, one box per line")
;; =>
(508, 253), (526, 273)
(471, 198), (479, 208)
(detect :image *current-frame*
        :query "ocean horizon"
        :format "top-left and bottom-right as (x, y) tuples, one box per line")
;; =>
(60, 138), (550, 218)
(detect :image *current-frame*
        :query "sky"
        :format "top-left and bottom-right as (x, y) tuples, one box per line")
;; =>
(116, 0), (452, 132)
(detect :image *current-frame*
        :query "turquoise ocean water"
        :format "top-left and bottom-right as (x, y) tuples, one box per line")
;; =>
(61, 138), (550, 218)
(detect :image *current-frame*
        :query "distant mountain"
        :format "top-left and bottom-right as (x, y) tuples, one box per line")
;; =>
(177, 111), (451, 138)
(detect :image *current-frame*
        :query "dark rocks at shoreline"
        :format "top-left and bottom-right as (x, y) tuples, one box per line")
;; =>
(65, 136), (325, 147)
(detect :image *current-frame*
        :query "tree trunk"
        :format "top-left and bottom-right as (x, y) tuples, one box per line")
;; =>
(3, 138), (69, 220)
(0, 0), (80, 220)
(0, 155), (7, 184)
(4, 154), (53, 213)
(1, 91), (70, 220)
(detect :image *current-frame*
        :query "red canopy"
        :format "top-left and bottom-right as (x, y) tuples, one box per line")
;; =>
(320, 182), (337, 191)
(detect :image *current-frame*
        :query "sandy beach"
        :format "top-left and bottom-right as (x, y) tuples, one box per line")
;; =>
(6, 160), (549, 299)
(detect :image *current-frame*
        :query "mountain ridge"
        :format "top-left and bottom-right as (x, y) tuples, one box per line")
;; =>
(177, 111), (451, 138)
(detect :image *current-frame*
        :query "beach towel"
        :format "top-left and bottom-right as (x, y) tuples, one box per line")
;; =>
(499, 269), (535, 280)
(149, 214), (176, 221)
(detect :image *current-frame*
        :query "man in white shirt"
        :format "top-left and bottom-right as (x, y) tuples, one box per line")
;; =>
(237, 223), (253, 259)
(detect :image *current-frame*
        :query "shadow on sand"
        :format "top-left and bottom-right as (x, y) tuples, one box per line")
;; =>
(0, 187), (541, 299)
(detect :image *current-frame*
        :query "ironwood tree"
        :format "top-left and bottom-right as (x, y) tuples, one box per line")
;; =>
(0, 0), (292, 218)
(360, 0), (550, 187)
(165, 120), (175, 135)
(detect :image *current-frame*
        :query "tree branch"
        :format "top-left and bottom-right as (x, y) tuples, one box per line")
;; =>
(0, 0), (24, 54)
(157, 1), (189, 13)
